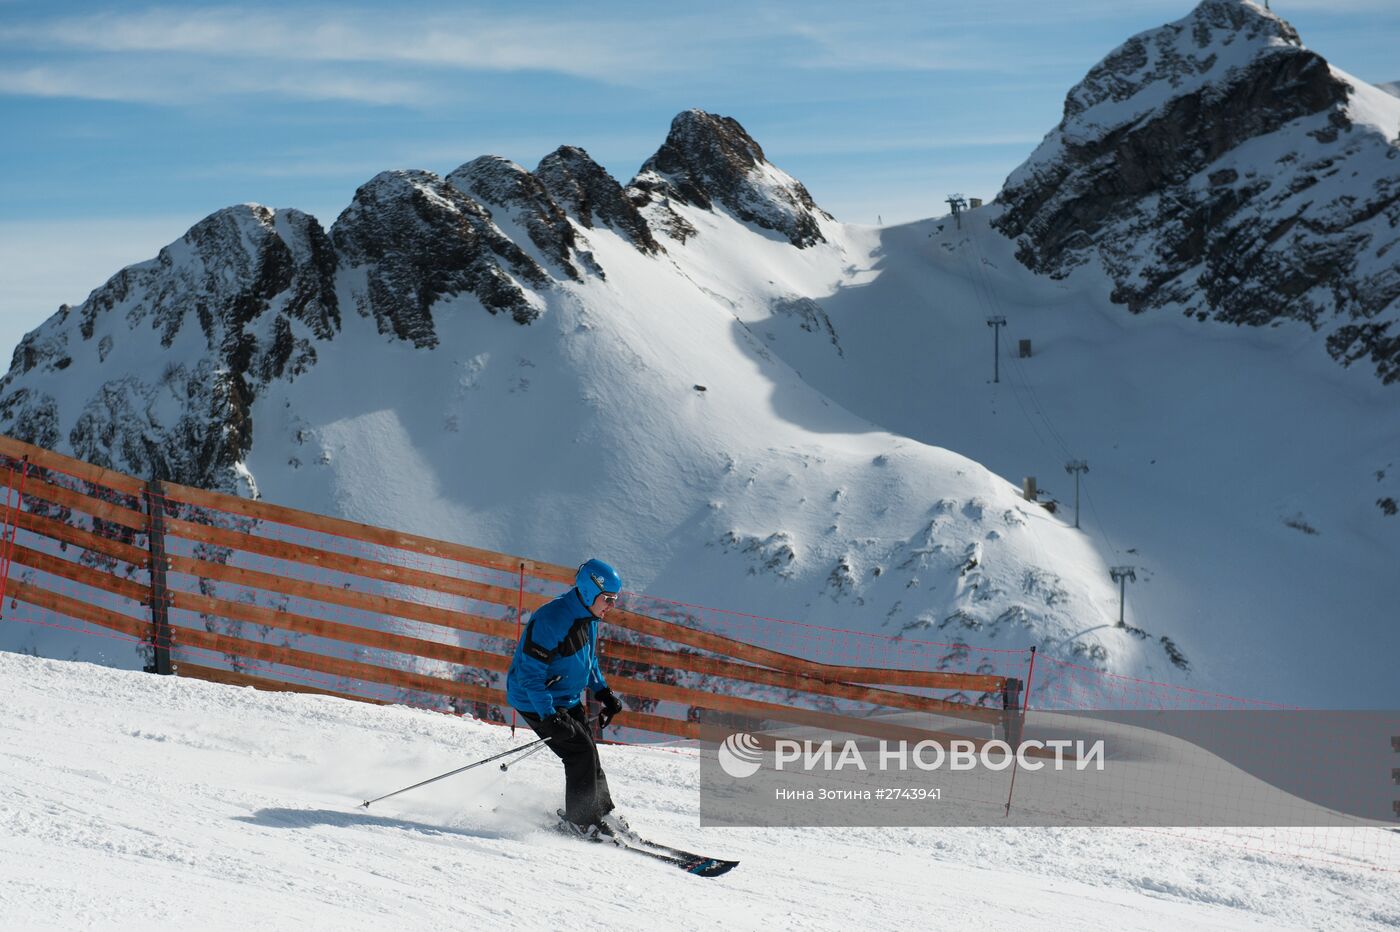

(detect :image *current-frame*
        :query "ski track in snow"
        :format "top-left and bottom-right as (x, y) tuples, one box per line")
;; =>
(2, 653), (1396, 931)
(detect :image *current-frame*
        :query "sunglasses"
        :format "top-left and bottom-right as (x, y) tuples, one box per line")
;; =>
(599, 593), (619, 606)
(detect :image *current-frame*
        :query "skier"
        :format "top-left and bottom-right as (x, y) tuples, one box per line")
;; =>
(506, 557), (629, 839)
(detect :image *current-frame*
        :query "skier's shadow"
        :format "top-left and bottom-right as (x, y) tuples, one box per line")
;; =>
(237, 807), (514, 841)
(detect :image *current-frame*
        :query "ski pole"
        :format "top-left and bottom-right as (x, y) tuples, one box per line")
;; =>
(361, 736), (551, 808)
(499, 738), (551, 772)
(500, 713), (608, 772)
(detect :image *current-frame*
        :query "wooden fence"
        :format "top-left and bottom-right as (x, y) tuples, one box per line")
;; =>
(0, 435), (1024, 747)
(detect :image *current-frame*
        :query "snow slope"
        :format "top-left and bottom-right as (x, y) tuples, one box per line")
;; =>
(4, 177), (1167, 698)
(3, 652), (1396, 931)
(724, 207), (1400, 708)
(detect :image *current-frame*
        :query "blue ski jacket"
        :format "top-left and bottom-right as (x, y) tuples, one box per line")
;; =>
(505, 588), (607, 718)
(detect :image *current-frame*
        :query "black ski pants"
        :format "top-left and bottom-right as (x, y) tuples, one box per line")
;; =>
(520, 703), (614, 826)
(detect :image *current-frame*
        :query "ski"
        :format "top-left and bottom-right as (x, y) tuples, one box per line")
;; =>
(619, 839), (740, 877)
(554, 811), (739, 877)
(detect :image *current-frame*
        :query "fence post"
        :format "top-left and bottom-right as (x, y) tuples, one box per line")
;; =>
(143, 478), (173, 675)
(1001, 676), (1023, 748)
(0, 455), (30, 617)
(1003, 645), (1037, 816)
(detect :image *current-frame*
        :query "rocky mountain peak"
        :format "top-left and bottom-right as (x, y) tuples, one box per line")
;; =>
(1059, 0), (1305, 132)
(331, 169), (548, 348)
(0, 109), (853, 493)
(993, 0), (1400, 383)
(629, 109), (832, 248)
(535, 146), (661, 254)
(0, 202), (340, 487)
(60, 201), (339, 377)
(446, 156), (587, 281)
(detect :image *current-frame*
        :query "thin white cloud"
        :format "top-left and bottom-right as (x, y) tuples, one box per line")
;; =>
(784, 22), (1003, 73)
(0, 61), (432, 106)
(0, 7), (673, 82)
(0, 0), (1135, 109)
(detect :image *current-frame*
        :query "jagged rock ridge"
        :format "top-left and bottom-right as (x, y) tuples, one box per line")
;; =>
(630, 110), (832, 248)
(5, 205), (337, 484)
(333, 169), (550, 346)
(0, 112), (834, 489)
(993, 0), (1400, 383)
(535, 146), (662, 255)
(447, 156), (594, 281)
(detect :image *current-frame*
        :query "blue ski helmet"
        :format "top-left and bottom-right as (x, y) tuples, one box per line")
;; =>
(576, 558), (622, 605)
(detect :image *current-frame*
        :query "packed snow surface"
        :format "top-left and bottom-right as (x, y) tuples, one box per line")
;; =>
(2, 652), (1396, 930)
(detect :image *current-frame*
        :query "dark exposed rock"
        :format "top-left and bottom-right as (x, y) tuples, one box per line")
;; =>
(11, 315), (70, 376)
(0, 109), (840, 492)
(333, 170), (548, 345)
(626, 184), (698, 245)
(79, 206), (339, 350)
(0, 205), (340, 488)
(447, 156), (585, 280)
(1328, 323), (1400, 384)
(535, 146), (662, 254)
(0, 388), (60, 450)
(62, 362), (254, 486)
(993, 0), (1400, 383)
(629, 110), (832, 248)
(770, 296), (843, 356)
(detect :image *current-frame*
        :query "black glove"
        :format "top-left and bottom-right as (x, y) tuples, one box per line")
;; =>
(539, 711), (581, 742)
(595, 688), (624, 730)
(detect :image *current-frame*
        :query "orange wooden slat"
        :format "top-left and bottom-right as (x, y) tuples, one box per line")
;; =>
(165, 551), (533, 637)
(600, 639), (1003, 723)
(177, 658), (696, 743)
(605, 605), (1005, 693)
(20, 472), (148, 530)
(176, 662), (393, 706)
(607, 671), (996, 749)
(6, 579), (149, 639)
(173, 625), (506, 707)
(0, 435), (147, 495)
(7, 543), (149, 603)
(163, 515), (535, 610)
(10, 508), (149, 568)
(608, 709), (701, 742)
(159, 479), (575, 584)
(168, 587), (512, 675)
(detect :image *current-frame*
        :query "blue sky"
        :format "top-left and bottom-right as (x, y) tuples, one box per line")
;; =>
(1, 0), (1397, 356)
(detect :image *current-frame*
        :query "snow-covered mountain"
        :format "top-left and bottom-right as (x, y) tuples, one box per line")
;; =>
(1, 205), (338, 490)
(993, 0), (1400, 384)
(1, 1), (1397, 706)
(0, 110), (1163, 689)
(1378, 81), (1400, 99)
